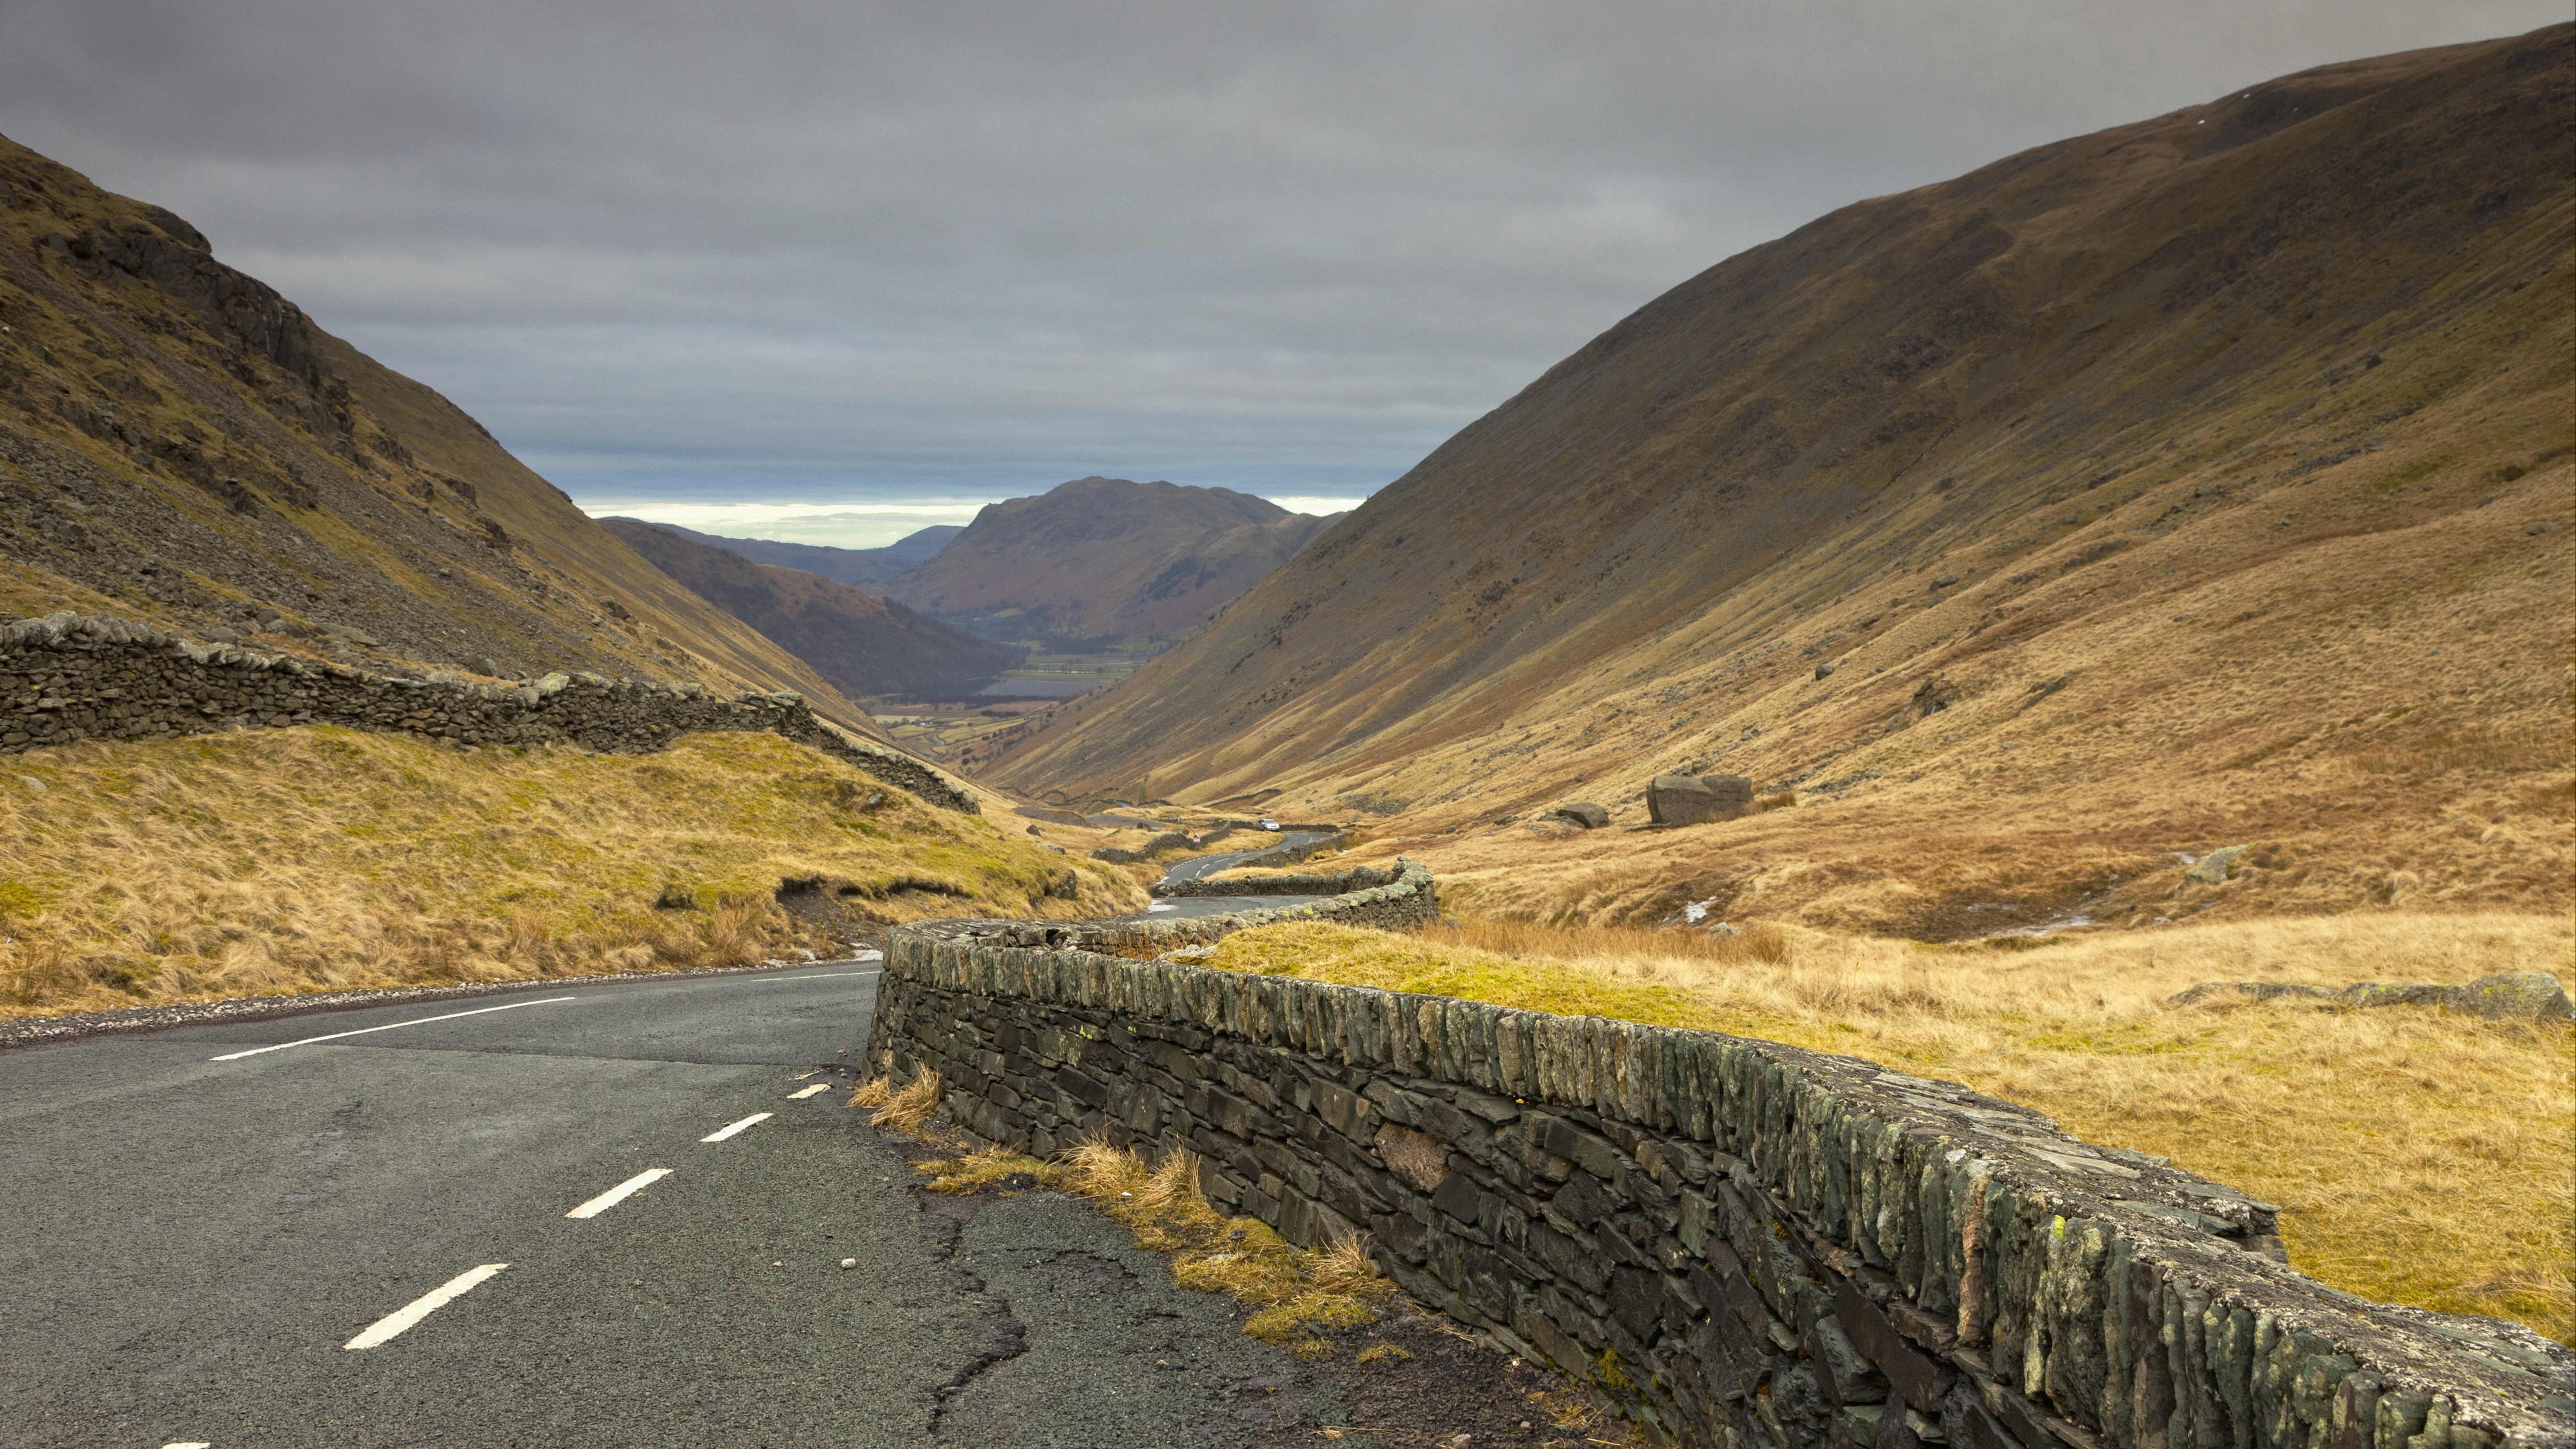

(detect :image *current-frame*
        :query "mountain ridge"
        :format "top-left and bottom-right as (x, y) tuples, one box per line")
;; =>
(0, 132), (880, 731)
(599, 517), (1021, 699)
(620, 521), (963, 591)
(885, 476), (1337, 645)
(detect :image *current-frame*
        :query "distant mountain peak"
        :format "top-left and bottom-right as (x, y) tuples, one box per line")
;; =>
(889, 475), (1330, 644)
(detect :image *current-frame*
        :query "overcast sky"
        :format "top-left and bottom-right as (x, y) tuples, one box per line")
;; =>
(1, 2), (2559, 543)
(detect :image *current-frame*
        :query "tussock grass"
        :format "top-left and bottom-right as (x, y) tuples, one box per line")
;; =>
(849, 1070), (946, 1133)
(1203, 913), (2576, 1343)
(0, 727), (1137, 1020)
(871, 1083), (1401, 1348)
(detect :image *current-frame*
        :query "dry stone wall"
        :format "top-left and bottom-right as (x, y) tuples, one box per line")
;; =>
(867, 878), (2572, 1449)
(938, 860), (1437, 959)
(1157, 861), (1406, 899)
(0, 609), (978, 811)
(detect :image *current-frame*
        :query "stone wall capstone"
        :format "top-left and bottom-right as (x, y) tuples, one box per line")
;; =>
(0, 610), (978, 811)
(865, 878), (2573, 1449)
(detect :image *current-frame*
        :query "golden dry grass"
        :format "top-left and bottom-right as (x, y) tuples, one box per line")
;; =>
(849, 1070), (946, 1133)
(0, 727), (1141, 1020)
(861, 1070), (1402, 1349)
(1203, 912), (2576, 1343)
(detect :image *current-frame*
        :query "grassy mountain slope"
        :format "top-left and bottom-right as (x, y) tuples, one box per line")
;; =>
(636, 521), (964, 591)
(991, 26), (2576, 930)
(601, 517), (1021, 697)
(0, 133), (876, 731)
(887, 477), (1335, 643)
(0, 727), (1139, 1022)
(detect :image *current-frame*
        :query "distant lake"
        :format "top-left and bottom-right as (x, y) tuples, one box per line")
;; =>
(976, 679), (1092, 698)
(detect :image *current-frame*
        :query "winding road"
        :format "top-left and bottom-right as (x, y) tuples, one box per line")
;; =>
(1134, 831), (1336, 920)
(0, 962), (1342, 1447)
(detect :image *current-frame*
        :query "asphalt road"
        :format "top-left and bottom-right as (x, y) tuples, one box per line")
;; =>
(1130, 832), (1336, 920)
(0, 965), (1334, 1448)
(1158, 833), (1333, 883)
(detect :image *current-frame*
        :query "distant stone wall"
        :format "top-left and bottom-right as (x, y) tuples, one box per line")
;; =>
(1156, 861), (1404, 899)
(934, 860), (1437, 960)
(868, 887), (2572, 1449)
(0, 609), (978, 811)
(1089, 830), (1202, 865)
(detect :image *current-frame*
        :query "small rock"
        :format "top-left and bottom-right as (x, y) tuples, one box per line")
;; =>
(1931, 573), (1958, 588)
(1814, 661), (1836, 679)
(840, 1257), (857, 1269)
(2185, 844), (2249, 885)
(1546, 801), (1610, 829)
(2528, 522), (2559, 535)
(15, 775), (46, 792)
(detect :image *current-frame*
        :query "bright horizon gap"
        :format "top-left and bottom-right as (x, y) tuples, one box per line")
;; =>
(579, 491), (1374, 549)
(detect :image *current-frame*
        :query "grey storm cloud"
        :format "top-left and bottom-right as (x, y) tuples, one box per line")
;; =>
(1, 0), (2562, 505)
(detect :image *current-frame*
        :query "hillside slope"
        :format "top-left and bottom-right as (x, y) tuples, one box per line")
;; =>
(601, 518), (1021, 697)
(993, 26), (2576, 930)
(637, 521), (963, 591)
(886, 477), (1334, 643)
(0, 134), (877, 731)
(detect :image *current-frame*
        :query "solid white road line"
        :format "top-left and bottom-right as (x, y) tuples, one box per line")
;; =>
(343, 1264), (509, 1350)
(162, 1442), (212, 1448)
(208, 997), (578, 1061)
(787, 1084), (831, 1099)
(701, 1112), (773, 1142)
(565, 1168), (672, 1219)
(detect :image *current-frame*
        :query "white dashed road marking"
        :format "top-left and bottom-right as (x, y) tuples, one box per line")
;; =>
(787, 1084), (831, 1099)
(565, 1168), (672, 1219)
(701, 1112), (773, 1142)
(163, 1441), (211, 1448)
(208, 998), (577, 1061)
(343, 1264), (509, 1350)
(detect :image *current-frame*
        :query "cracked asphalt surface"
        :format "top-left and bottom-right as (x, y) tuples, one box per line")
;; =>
(0, 962), (1329, 1448)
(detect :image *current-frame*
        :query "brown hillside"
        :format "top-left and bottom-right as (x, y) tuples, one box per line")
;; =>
(0, 134), (877, 731)
(601, 517), (1022, 697)
(990, 26), (2576, 931)
(886, 476), (1333, 643)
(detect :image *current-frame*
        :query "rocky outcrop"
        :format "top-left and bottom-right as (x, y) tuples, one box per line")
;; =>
(2168, 973), (2572, 1021)
(1549, 802), (1611, 829)
(868, 895), (2574, 1449)
(0, 610), (977, 811)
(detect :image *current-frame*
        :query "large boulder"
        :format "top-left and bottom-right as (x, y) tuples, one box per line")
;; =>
(1701, 774), (1753, 813)
(1646, 775), (1723, 826)
(1547, 802), (1610, 829)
